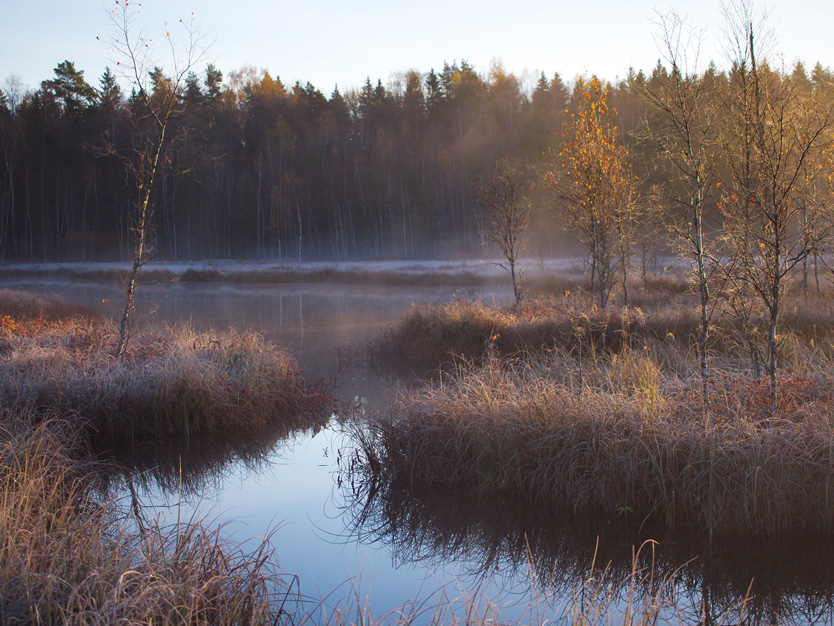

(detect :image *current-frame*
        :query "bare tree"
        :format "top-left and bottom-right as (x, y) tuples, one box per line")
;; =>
(475, 159), (530, 304)
(102, 0), (209, 357)
(720, 0), (833, 406)
(635, 11), (721, 406)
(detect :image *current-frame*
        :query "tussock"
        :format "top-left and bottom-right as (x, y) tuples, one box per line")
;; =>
(362, 278), (834, 374)
(360, 351), (834, 537)
(0, 319), (326, 445)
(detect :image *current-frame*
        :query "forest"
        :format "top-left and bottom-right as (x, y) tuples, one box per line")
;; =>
(0, 14), (832, 269)
(5, 5), (834, 622)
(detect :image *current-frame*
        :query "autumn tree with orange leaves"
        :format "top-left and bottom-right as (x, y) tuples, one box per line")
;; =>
(547, 76), (639, 308)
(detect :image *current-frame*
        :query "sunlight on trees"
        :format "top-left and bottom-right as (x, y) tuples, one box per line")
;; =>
(719, 0), (834, 407)
(546, 76), (640, 309)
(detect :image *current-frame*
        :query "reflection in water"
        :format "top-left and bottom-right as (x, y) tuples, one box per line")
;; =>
(338, 442), (834, 625)
(99, 416), (331, 500)
(8, 277), (834, 622)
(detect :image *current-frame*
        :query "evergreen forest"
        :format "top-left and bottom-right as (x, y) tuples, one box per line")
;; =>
(0, 51), (832, 264)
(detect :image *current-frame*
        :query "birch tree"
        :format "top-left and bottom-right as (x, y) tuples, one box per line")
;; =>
(720, 0), (833, 406)
(103, 0), (209, 357)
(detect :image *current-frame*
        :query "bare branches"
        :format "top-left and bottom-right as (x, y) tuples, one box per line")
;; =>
(475, 159), (531, 304)
(719, 0), (834, 405)
(103, 1), (211, 127)
(101, 1), (211, 358)
(638, 10), (720, 406)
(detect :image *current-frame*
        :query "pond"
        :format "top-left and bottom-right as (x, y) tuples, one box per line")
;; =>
(7, 273), (834, 624)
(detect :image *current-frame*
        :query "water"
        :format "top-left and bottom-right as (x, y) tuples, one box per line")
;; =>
(6, 274), (834, 624)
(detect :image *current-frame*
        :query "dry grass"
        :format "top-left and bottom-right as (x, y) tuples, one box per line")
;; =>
(360, 293), (706, 376)
(0, 411), (286, 625)
(0, 404), (800, 626)
(348, 277), (834, 537)
(357, 349), (834, 537)
(0, 288), (103, 323)
(0, 314), (330, 446)
(360, 276), (834, 373)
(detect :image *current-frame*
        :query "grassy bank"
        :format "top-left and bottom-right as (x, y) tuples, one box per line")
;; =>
(0, 289), (321, 622)
(0, 409), (714, 625)
(361, 277), (834, 375)
(354, 276), (834, 537)
(360, 352), (834, 536)
(359, 290), (702, 375)
(0, 412), (286, 624)
(0, 292), (330, 445)
(0, 405), (800, 626)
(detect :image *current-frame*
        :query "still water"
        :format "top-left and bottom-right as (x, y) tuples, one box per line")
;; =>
(9, 276), (834, 624)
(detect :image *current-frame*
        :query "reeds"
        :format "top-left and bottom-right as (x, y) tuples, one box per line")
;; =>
(361, 294), (706, 375)
(359, 351), (834, 537)
(0, 317), (329, 445)
(0, 412), (286, 625)
(361, 278), (834, 374)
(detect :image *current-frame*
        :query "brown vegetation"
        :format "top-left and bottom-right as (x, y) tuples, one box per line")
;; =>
(356, 276), (834, 537)
(0, 289), (330, 445)
(0, 413), (286, 624)
(360, 352), (834, 536)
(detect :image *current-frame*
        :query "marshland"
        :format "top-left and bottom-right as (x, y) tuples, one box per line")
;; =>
(4, 259), (834, 625)
(4, 0), (834, 622)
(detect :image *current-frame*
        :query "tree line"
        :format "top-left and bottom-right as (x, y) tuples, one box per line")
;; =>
(0, 16), (832, 271)
(0, 54), (575, 262)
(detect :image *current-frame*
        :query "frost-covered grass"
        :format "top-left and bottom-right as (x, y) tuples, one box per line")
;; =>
(0, 412), (287, 625)
(359, 350), (834, 537)
(362, 275), (834, 373)
(355, 276), (834, 537)
(0, 290), (330, 445)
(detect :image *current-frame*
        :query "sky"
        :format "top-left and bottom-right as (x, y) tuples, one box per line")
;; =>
(1, 0), (832, 96)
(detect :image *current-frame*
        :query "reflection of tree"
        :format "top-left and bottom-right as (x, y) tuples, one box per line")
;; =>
(97, 413), (330, 499)
(339, 444), (834, 625)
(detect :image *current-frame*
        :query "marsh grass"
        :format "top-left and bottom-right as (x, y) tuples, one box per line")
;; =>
(0, 412), (286, 625)
(0, 315), (330, 445)
(0, 288), (103, 323)
(361, 276), (834, 375)
(0, 411), (780, 625)
(359, 349), (834, 536)
(0, 405), (797, 626)
(346, 276), (834, 537)
(359, 294), (707, 376)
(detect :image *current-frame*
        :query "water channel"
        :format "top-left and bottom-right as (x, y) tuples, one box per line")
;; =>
(7, 273), (834, 624)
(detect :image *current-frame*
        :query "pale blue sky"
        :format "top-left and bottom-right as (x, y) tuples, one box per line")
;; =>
(2, 0), (831, 95)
